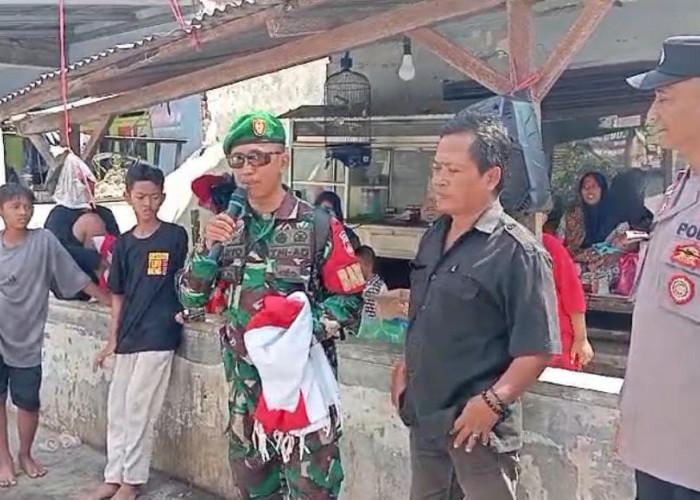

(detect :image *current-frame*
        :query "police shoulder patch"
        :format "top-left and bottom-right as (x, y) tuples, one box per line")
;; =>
(668, 274), (695, 305)
(671, 241), (700, 269)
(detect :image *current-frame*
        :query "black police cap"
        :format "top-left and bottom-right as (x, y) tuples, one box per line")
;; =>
(628, 36), (700, 90)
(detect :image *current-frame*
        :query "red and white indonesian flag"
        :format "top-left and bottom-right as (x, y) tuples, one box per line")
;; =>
(92, 234), (117, 290)
(244, 292), (340, 461)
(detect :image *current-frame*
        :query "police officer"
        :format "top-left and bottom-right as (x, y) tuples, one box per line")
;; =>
(621, 36), (700, 499)
(391, 110), (560, 500)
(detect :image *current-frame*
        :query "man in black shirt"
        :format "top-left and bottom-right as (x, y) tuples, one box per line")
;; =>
(391, 111), (560, 500)
(44, 153), (120, 301)
(89, 163), (187, 500)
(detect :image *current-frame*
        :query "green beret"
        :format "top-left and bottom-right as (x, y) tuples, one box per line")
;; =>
(223, 111), (286, 155)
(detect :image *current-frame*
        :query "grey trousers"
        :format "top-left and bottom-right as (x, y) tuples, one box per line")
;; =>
(409, 429), (519, 500)
(636, 471), (700, 500)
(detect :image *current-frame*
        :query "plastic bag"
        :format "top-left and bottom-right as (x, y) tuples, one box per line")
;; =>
(53, 152), (97, 209)
(614, 252), (638, 297)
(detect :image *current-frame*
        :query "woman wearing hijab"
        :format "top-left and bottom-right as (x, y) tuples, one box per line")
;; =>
(564, 170), (652, 293)
(44, 152), (119, 300)
(564, 171), (620, 289)
(565, 172), (610, 248)
(314, 191), (361, 250)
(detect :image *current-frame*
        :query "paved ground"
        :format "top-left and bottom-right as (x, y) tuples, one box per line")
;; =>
(4, 413), (221, 500)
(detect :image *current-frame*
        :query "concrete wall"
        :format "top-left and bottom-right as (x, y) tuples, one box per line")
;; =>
(204, 59), (327, 142)
(0, 200), (137, 233)
(42, 300), (634, 499)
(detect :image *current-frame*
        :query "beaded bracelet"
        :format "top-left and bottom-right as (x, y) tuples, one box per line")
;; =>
(487, 388), (509, 415)
(481, 391), (505, 418)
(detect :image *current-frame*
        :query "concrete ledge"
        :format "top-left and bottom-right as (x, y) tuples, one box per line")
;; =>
(42, 299), (634, 499)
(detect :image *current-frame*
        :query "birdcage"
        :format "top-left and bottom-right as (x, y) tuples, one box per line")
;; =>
(324, 52), (372, 167)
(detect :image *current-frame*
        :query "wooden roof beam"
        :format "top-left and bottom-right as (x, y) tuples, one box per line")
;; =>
(532, 0), (615, 102)
(82, 114), (115, 164)
(267, 15), (335, 38)
(26, 134), (58, 170)
(14, 0), (506, 135)
(507, 0), (535, 90)
(409, 27), (510, 95)
(0, 0), (329, 121)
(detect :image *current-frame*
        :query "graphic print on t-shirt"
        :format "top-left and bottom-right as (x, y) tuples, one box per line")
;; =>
(147, 251), (170, 276)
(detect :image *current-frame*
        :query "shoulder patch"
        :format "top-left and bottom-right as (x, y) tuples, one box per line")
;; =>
(502, 215), (538, 254)
(295, 199), (316, 218)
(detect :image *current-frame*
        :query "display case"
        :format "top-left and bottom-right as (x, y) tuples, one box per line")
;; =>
(286, 112), (446, 259)
(288, 114), (444, 218)
(291, 146), (346, 206)
(289, 145), (434, 222)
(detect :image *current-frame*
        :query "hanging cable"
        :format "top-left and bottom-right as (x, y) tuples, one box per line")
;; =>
(58, 0), (71, 148)
(168, 0), (200, 48)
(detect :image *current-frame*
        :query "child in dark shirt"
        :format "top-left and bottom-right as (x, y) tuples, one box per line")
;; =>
(89, 163), (188, 500)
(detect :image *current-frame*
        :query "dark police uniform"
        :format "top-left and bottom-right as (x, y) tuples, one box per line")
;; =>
(621, 36), (700, 499)
(401, 201), (560, 500)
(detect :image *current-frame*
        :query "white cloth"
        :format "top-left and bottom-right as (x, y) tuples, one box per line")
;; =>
(53, 152), (96, 209)
(244, 292), (340, 462)
(104, 350), (174, 485)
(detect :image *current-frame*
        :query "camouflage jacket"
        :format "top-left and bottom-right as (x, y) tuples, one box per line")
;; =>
(179, 190), (364, 371)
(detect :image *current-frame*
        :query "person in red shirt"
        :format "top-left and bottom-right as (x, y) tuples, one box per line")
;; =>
(543, 208), (594, 370)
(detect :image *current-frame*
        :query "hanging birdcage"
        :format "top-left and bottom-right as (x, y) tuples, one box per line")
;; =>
(324, 52), (372, 167)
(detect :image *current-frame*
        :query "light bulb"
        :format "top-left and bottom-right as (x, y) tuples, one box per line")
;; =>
(398, 54), (416, 81)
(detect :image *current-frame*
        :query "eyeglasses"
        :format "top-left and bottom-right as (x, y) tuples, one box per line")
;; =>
(227, 150), (284, 169)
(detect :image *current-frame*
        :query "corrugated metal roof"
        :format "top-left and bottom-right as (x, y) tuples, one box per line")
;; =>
(0, 1), (264, 106)
(0, 0), (422, 121)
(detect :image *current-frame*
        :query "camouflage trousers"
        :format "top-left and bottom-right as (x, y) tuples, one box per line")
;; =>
(223, 342), (344, 500)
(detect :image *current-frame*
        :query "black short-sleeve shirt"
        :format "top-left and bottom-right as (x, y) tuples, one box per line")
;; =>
(108, 222), (188, 354)
(401, 202), (560, 453)
(45, 204), (120, 300)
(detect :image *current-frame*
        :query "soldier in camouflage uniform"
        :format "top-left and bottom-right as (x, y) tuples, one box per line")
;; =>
(179, 111), (364, 499)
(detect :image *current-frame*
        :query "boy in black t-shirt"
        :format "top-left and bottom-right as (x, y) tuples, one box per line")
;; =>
(88, 163), (187, 500)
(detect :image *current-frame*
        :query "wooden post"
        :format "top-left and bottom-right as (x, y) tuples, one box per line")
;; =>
(409, 28), (511, 95)
(27, 133), (66, 193)
(83, 115), (114, 165)
(0, 128), (5, 186)
(507, 0), (534, 90)
(26, 134), (58, 170)
(68, 124), (81, 154)
(532, 0), (615, 101)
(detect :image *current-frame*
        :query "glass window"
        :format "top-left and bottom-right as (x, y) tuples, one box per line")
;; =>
(390, 150), (432, 212)
(291, 147), (347, 209)
(292, 148), (345, 183)
(347, 149), (391, 221)
(294, 184), (345, 208)
(290, 145), (437, 223)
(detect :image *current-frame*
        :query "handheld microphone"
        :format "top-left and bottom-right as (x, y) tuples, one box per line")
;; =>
(208, 187), (247, 262)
